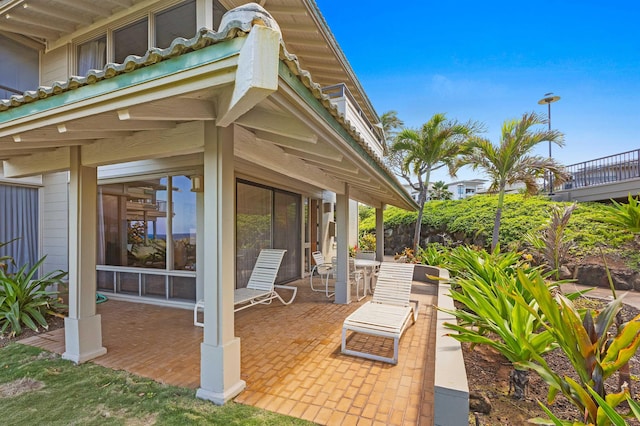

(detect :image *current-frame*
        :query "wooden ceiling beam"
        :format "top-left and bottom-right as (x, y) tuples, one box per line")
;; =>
(236, 108), (316, 143)
(0, 19), (60, 39)
(54, 0), (112, 17)
(5, 10), (75, 32)
(21, 2), (92, 26)
(13, 130), (128, 142)
(266, 5), (308, 16)
(57, 119), (177, 132)
(3, 139), (94, 149)
(118, 99), (215, 121)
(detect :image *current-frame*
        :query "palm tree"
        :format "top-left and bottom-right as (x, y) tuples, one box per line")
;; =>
(457, 112), (568, 251)
(380, 110), (405, 176)
(380, 110), (404, 152)
(429, 181), (453, 200)
(391, 113), (481, 250)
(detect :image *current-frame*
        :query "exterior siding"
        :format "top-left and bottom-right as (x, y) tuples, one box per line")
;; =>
(41, 172), (69, 273)
(40, 45), (70, 86)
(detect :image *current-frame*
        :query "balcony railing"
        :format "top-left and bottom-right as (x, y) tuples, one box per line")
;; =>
(321, 84), (384, 159)
(562, 149), (640, 190)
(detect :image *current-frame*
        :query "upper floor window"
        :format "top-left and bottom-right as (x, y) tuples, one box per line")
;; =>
(0, 34), (39, 98)
(77, 36), (106, 76)
(75, 0), (227, 75)
(155, 1), (197, 49)
(114, 18), (149, 64)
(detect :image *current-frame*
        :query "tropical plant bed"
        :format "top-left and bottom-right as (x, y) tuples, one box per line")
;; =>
(0, 314), (65, 349)
(464, 299), (640, 425)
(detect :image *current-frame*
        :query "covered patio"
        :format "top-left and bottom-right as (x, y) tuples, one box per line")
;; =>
(22, 277), (437, 425)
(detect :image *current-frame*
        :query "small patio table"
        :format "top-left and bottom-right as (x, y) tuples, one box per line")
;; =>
(353, 258), (381, 296)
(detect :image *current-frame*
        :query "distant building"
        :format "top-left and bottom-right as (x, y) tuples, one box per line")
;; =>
(446, 179), (488, 200)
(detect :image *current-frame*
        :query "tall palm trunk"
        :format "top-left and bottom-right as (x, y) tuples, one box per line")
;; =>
(491, 185), (506, 251)
(412, 170), (431, 250)
(413, 192), (426, 251)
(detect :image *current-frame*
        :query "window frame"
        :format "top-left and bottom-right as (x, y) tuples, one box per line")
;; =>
(74, 0), (220, 75)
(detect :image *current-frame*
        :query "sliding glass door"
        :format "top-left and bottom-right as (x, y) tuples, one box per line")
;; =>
(236, 180), (300, 288)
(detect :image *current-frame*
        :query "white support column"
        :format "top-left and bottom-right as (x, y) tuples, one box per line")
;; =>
(334, 185), (350, 304)
(196, 122), (245, 404)
(63, 146), (106, 363)
(375, 206), (385, 261)
(195, 191), (204, 302)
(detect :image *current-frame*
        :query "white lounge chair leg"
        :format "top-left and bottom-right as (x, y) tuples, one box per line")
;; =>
(274, 284), (298, 305)
(393, 337), (399, 364)
(194, 299), (204, 327)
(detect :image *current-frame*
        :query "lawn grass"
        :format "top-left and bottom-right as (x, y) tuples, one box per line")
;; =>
(0, 343), (312, 425)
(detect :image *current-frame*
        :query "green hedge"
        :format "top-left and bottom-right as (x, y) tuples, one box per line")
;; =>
(360, 194), (631, 257)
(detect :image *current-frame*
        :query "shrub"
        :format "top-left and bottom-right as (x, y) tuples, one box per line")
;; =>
(360, 194), (633, 264)
(441, 248), (559, 399)
(0, 255), (67, 337)
(358, 233), (376, 251)
(415, 243), (451, 269)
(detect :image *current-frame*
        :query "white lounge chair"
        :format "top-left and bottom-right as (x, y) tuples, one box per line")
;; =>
(194, 249), (296, 327)
(341, 262), (417, 364)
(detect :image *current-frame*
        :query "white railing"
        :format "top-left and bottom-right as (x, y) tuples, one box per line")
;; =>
(321, 84), (384, 159)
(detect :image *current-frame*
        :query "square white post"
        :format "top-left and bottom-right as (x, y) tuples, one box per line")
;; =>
(375, 206), (385, 261)
(334, 184), (351, 304)
(196, 123), (245, 404)
(63, 146), (106, 363)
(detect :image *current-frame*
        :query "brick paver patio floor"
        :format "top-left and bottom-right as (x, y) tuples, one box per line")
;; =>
(22, 277), (437, 425)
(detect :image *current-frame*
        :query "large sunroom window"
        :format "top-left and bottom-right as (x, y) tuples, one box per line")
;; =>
(97, 175), (196, 303)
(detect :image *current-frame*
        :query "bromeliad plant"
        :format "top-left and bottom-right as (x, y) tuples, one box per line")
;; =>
(444, 244), (535, 280)
(440, 247), (574, 399)
(415, 243), (451, 270)
(0, 255), (67, 337)
(513, 270), (640, 425)
(537, 384), (640, 426)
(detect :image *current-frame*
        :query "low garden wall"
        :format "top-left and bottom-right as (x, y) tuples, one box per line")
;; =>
(413, 265), (469, 425)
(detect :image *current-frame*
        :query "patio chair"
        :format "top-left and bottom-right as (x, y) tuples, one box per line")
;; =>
(341, 262), (417, 364)
(194, 249), (296, 327)
(310, 250), (334, 298)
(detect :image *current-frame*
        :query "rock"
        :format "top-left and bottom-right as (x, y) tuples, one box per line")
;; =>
(558, 265), (573, 280)
(611, 269), (638, 291)
(575, 264), (608, 287)
(469, 391), (492, 414)
(575, 264), (636, 290)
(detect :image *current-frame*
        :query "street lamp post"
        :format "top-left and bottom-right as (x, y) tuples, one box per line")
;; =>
(538, 92), (560, 194)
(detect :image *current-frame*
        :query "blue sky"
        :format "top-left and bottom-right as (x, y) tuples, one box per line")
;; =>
(315, 0), (640, 182)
